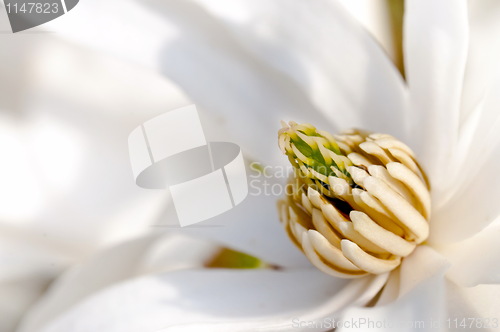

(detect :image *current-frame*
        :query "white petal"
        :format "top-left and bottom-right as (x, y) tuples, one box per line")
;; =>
(0, 36), (190, 250)
(376, 245), (450, 306)
(190, 0), (408, 138)
(430, 145), (500, 243)
(31, 269), (356, 332)
(460, 0), (500, 126)
(338, 263), (448, 332)
(0, 230), (74, 332)
(180, 175), (312, 268)
(459, 74), (500, 177)
(46, 0), (338, 167)
(397, 246), (450, 297)
(437, 1), (500, 207)
(404, 0), (469, 192)
(440, 219), (500, 287)
(445, 281), (500, 324)
(376, 268), (401, 306)
(336, 0), (398, 63)
(2, 30), (310, 269)
(18, 233), (222, 332)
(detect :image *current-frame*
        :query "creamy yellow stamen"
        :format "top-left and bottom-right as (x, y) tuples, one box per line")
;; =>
(277, 122), (430, 277)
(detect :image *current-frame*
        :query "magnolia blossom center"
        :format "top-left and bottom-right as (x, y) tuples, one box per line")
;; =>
(277, 122), (430, 278)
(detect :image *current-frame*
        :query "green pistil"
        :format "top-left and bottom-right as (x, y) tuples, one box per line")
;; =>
(280, 122), (353, 185)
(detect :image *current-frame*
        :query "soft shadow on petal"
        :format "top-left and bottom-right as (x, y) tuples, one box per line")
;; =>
(46, 0), (333, 167)
(0, 230), (76, 332)
(445, 280), (500, 325)
(34, 269), (353, 332)
(179, 176), (312, 268)
(434, 1), (500, 209)
(8, 17), (313, 268)
(458, 71), (500, 177)
(439, 218), (500, 287)
(404, 0), (468, 193)
(338, 267), (448, 332)
(376, 267), (401, 306)
(375, 245), (449, 306)
(338, 246), (449, 332)
(397, 245), (450, 297)
(0, 37), (193, 331)
(460, 0), (500, 125)
(430, 143), (500, 244)
(44, 0), (178, 72)
(337, 0), (399, 64)
(186, 0), (408, 139)
(17, 233), (222, 332)
(146, 0), (342, 166)
(0, 35), (191, 249)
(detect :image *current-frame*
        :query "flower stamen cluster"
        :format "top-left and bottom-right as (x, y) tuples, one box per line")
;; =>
(278, 122), (431, 278)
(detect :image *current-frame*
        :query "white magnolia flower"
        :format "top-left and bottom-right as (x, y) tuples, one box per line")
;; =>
(1, 0), (499, 331)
